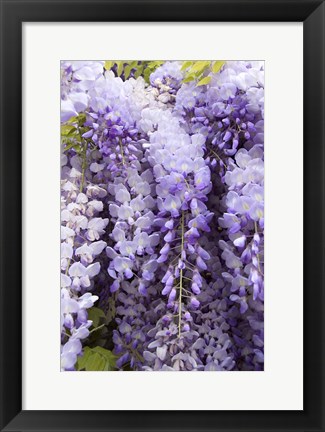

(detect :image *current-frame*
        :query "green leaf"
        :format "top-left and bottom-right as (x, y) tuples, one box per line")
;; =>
(61, 125), (77, 137)
(143, 68), (151, 83)
(93, 347), (117, 371)
(189, 61), (210, 75)
(212, 60), (225, 74)
(62, 141), (81, 153)
(76, 347), (92, 371)
(77, 346), (117, 371)
(197, 76), (211, 86)
(134, 65), (144, 79)
(77, 113), (87, 127)
(181, 61), (193, 71)
(142, 61), (164, 83)
(147, 60), (163, 69)
(88, 307), (106, 328)
(65, 115), (78, 124)
(124, 65), (133, 80)
(104, 61), (114, 71)
(93, 346), (116, 358)
(183, 75), (196, 83)
(117, 61), (124, 76)
(86, 352), (106, 371)
(64, 112), (86, 128)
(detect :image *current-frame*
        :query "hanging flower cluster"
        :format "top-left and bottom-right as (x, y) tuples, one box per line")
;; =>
(61, 60), (264, 371)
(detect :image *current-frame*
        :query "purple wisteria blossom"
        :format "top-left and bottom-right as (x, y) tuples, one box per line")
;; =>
(61, 59), (264, 371)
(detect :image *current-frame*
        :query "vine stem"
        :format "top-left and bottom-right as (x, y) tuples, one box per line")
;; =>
(125, 343), (145, 363)
(184, 178), (191, 191)
(80, 139), (87, 192)
(119, 139), (126, 166)
(178, 211), (185, 338)
(65, 258), (71, 275)
(254, 221), (263, 275)
(89, 323), (105, 335)
(209, 148), (228, 170)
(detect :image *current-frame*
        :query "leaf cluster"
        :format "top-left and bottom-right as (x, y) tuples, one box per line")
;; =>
(76, 346), (117, 371)
(181, 60), (225, 86)
(76, 304), (119, 371)
(104, 60), (164, 83)
(61, 113), (87, 153)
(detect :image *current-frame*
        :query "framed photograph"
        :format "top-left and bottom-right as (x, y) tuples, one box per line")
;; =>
(0, 0), (324, 431)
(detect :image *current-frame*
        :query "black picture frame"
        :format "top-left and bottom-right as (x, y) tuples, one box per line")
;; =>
(0, 0), (324, 431)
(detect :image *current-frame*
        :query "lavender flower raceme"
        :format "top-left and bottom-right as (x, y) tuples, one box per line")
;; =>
(61, 60), (264, 371)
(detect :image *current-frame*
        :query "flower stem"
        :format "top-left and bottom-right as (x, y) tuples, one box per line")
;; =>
(254, 221), (263, 274)
(80, 140), (87, 192)
(119, 139), (126, 166)
(65, 258), (71, 275)
(125, 343), (145, 363)
(89, 323), (105, 335)
(178, 211), (185, 338)
(184, 178), (191, 191)
(209, 148), (228, 170)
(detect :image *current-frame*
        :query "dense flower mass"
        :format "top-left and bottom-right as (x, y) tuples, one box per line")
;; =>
(61, 60), (264, 371)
